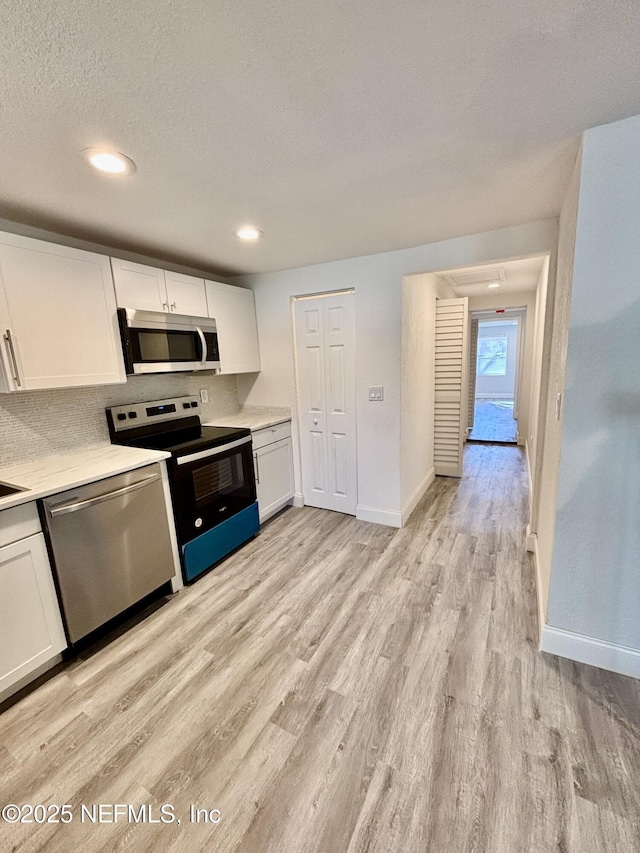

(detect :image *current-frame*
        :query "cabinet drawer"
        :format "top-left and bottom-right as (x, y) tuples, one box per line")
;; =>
(252, 420), (292, 450)
(0, 502), (41, 548)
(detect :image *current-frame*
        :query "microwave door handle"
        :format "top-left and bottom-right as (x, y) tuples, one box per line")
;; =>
(195, 326), (207, 367)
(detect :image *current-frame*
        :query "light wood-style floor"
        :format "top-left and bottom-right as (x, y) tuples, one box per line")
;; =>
(469, 399), (517, 443)
(2, 445), (640, 852)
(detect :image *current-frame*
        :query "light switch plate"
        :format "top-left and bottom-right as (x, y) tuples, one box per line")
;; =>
(200, 389), (209, 404)
(369, 386), (384, 401)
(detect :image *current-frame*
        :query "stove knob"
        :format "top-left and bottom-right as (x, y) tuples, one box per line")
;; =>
(128, 411), (138, 419)
(191, 401), (198, 408)
(183, 402), (191, 409)
(117, 413), (127, 421)
(194, 517), (203, 528)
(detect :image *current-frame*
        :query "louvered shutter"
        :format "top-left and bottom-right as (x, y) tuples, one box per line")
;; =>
(434, 297), (469, 477)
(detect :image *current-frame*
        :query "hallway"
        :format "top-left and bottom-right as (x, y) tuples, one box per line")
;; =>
(1, 446), (639, 851)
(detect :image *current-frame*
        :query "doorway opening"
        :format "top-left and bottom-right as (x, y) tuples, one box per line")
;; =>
(468, 314), (522, 444)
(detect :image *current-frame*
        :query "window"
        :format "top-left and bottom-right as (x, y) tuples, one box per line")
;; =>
(477, 336), (507, 376)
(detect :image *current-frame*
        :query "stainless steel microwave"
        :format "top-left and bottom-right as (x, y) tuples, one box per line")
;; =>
(118, 308), (221, 375)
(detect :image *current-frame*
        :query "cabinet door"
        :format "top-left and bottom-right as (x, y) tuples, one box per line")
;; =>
(164, 271), (208, 317)
(0, 234), (126, 392)
(111, 258), (168, 312)
(205, 281), (261, 373)
(0, 533), (67, 696)
(254, 437), (294, 522)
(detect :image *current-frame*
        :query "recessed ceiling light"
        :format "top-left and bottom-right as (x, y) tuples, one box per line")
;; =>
(83, 149), (136, 175)
(487, 282), (501, 289)
(235, 226), (263, 241)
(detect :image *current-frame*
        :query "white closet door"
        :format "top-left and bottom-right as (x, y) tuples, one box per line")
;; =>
(434, 297), (469, 477)
(294, 291), (357, 514)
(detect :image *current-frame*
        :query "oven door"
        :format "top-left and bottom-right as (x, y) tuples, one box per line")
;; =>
(169, 436), (257, 544)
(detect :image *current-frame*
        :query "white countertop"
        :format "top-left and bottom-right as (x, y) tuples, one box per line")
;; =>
(205, 406), (291, 432)
(0, 445), (170, 511)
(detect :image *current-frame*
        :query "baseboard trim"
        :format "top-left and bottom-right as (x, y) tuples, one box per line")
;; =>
(292, 492), (304, 508)
(401, 467), (435, 526)
(541, 625), (640, 680)
(355, 505), (402, 528)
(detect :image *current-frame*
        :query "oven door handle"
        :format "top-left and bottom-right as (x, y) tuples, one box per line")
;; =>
(175, 436), (252, 465)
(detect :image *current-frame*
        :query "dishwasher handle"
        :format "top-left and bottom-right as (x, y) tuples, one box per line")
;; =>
(48, 473), (161, 517)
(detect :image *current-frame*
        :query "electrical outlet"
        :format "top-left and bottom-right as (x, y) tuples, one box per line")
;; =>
(369, 386), (384, 401)
(200, 389), (209, 404)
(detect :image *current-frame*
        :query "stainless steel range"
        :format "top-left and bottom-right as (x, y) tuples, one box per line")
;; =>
(107, 396), (259, 583)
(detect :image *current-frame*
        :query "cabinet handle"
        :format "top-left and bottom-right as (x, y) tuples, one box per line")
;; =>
(3, 329), (21, 387)
(254, 452), (260, 484)
(170, 301), (177, 312)
(162, 301), (169, 311)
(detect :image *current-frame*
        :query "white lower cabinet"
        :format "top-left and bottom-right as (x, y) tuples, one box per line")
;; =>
(253, 423), (294, 523)
(0, 505), (67, 700)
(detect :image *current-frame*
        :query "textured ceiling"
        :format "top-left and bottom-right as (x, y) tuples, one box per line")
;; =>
(1, 1), (639, 275)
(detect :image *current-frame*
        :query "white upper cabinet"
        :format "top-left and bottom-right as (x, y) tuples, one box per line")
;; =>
(110, 259), (167, 312)
(163, 270), (208, 317)
(0, 233), (126, 393)
(205, 281), (261, 374)
(111, 259), (208, 317)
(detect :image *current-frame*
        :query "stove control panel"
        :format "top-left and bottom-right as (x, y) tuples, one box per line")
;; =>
(107, 396), (200, 432)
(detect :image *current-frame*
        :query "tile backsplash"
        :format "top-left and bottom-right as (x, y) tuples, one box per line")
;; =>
(0, 373), (240, 467)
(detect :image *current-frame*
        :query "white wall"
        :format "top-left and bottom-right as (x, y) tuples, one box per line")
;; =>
(531, 159), (580, 624)
(236, 219), (557, 523)
(475, 320), (518, 399)
(546, 114), (640, 652)
(526, 256), (550, 482)
(400, 273), (437, 517)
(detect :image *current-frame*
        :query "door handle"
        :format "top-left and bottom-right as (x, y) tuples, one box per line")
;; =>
(176, 435), (252, 465)
(3, 329), (21, 387)
(48, 474), (160, 516)
(254, 452), (260, 484)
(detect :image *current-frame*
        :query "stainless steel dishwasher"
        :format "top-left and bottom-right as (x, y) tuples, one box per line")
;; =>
(41, 463), (175, 643)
